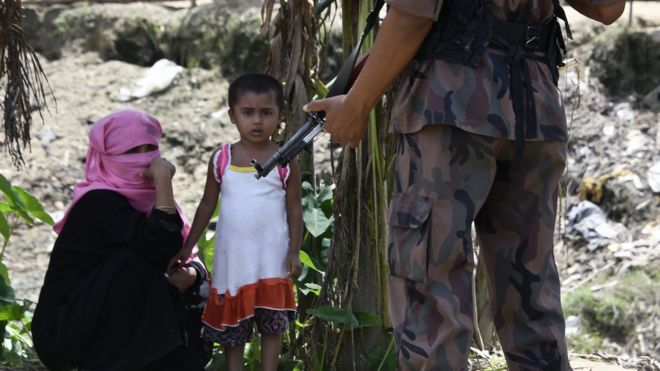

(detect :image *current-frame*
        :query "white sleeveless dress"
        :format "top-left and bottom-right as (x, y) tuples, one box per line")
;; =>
(201, 144), (296, 330)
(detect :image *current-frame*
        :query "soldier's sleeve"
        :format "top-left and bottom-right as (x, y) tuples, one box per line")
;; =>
(386, 0), (443, 20)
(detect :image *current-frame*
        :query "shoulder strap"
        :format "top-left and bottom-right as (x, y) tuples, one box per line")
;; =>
(277, 164), (289, 190)
(214, 143), (231, 184)
(551, 0), (573, 40)
(325, 0), (384, 98)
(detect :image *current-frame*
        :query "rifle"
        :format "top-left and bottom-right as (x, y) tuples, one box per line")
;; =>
(251, 0), (384, 179)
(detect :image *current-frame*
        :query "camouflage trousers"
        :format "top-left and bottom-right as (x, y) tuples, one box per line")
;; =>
(387, 125), (571, 371)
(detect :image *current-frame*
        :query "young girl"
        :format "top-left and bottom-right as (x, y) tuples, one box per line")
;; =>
(178, 73), (302, 371)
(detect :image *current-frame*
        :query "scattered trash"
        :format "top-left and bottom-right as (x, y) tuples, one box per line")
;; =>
(648, 161), (660, 193)
(35, 128), (58, 154)
(211, 107), (229, 120)
(117, 59), (184, 102)
(565, 315), (581, 336)
(624, 130), (649, 156)
(614, 102), (635, 123)
(565, 200), (627, 251)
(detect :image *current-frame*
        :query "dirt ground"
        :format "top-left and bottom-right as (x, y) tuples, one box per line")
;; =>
(0, 0), (659, 369)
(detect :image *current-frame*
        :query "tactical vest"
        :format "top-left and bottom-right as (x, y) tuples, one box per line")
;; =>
(416, 0), (572, 84)
(414, 0), (573, 156)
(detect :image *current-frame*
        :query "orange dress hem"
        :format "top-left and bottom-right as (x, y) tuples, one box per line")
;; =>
(202, 277), (296, 330)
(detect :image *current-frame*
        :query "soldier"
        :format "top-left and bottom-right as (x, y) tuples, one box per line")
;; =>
(304, 0), (626, 370)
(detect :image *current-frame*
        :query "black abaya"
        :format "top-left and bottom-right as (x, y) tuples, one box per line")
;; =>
(32, 190), (204, 371)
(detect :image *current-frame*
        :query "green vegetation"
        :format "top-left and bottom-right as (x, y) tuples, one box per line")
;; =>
(590, 26), (660, 97)
(0, 173), (53, 367)
(562, 267), (660, 354)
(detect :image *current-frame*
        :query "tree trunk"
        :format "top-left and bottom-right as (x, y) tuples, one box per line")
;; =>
(262, 1), (392, 368)
(322, 0), (392, 368)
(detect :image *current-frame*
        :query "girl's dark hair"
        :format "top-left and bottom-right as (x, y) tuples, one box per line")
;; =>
(228, 73), (285, 110)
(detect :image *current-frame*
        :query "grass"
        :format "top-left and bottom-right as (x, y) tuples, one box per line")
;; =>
(562, 266), (660, 355)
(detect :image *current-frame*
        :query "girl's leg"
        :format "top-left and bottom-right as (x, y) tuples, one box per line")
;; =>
(254, 308), (292, 371)
(225, 344), (246, 371)
(260, 333), (282, 371)
(201, 319), (253, 371)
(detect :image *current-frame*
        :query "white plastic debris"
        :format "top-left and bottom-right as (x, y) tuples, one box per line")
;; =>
(624, 130), (648, 156)
(211, 107), (229, 120)
(565, 315), (581, 337)
(118, 59), (184, 102)
(614, 102), (635, 123)
(648, 161), (660, 193)
(602, 124), (616, 137)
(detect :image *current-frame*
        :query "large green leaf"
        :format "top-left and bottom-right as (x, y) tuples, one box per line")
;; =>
(353, 311), (381, 328)
(299, 282), (321, 296)
(302, 181), (314, 194)
(299, 250), (322, 273)
(0, 280), (16, 304)
(197, 232), (215, 274)
(5, 321), (33, 347)
(310, 75), (330, 98)
(0, 202), (11, 213)
(0, 174), (19, 202)
(301, 181), (334, 237)
(0, 303), (22, 321)
(0, 277), (18, 326)
(0, 212), (9, 246)
(318, 186), (333, 215)
(303, 208), (333, 237)
(196, 203), (219, 272)
(13, 186), (54, 225)
(317, 185), (333, 203)
(0, 261), (11, 288)
(307, 306), (358, 327)
(0, 174), (33, 224)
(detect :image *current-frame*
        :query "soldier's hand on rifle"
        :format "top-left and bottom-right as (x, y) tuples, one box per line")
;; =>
(304, 94), (370, 149)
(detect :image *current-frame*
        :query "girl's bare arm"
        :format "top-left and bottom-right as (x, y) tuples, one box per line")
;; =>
(285, 158), (303, 277)
(180, 151), (220, 255)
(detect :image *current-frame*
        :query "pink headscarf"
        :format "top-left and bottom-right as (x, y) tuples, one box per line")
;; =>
(53, 109), (195, 261)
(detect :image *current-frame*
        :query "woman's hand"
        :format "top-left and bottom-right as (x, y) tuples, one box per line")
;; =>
(167, 265), (197, 292)
(142, 157), (177, 214)
(303, 94), (370, 148)
(140, 157), (176, 181)
(286, 251), (302, 278)
(168, 246), (194, 270)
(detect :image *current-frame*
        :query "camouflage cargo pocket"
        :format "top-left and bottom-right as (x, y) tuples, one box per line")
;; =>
(387, 192), (432, 283)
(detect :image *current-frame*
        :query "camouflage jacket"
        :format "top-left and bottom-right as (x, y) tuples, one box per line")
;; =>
(387, 0), (571, 141)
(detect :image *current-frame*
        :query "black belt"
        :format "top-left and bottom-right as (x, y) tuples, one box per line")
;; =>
(489, 18), (558, 58)
(488, 18), (560, 158)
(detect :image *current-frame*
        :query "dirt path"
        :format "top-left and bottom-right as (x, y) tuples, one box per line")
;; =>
(572, 359), (629, 370)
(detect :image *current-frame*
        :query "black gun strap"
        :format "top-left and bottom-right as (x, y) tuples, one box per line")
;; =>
(326, 0), (385, 98)
(551, 0), (572, 39)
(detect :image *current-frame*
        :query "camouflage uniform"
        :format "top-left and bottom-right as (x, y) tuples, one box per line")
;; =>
(386, 0), (577, 369)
